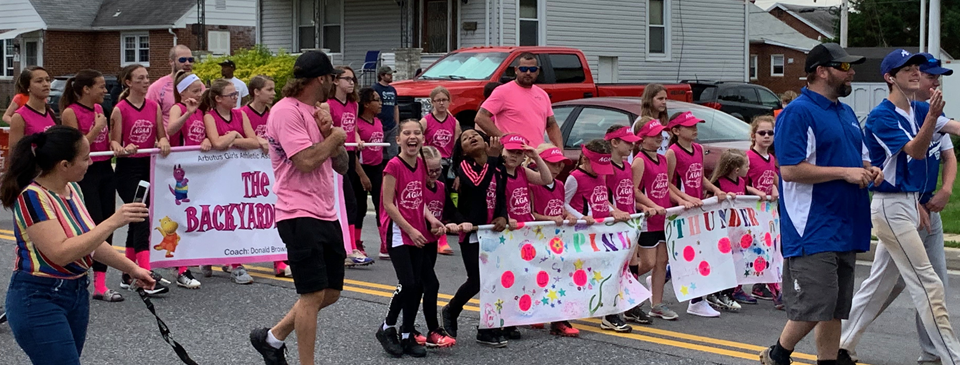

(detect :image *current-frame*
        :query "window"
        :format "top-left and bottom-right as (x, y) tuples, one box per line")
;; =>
(771, 54), (784, 76)
(2, 40), (13, 77)
(688, 107), (751, 143)
(758, 89), (781, 108)
(738, 88), (760, 104)
(553, 106), (575, 128)
(121, 33), (149, 66)
(549, 54), (585, 83)
(297, 0), (341, 52)
(647, 0), (670, 59)
(518, 0), (540, 46)
(24, 40), (39, 67)
(503, 54), (546, 84)
(749, 55), (758, 80)
(565, 107), (632, 148)
(208, 30), (231, 55)
(719, 88), (742, 102)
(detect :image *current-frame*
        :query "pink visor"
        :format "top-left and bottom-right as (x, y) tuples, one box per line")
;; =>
(667, 111), (705, 129)
(636, 120), (666, 137)
(501, 133), (529, 150)
(604, 126), (641, 143)
(582, 146), (613, 175)
(539, 147), (572, 165)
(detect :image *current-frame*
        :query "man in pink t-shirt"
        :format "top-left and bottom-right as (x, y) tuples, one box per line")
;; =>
(147, 45), (197, 129)
(476, 52), (563, 147)
(249, 50), (348, 365)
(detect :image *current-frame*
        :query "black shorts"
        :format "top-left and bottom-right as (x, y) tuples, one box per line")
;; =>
(638, 231), (666, 248)
(277, 218), (347, 294)
(782, 251), (857, 322)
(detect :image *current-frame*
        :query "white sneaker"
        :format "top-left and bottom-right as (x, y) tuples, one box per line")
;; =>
(720, 294), (741, 312)
(348, 250), (374, 266)
(232, 267), (254, 285)
(176, 271), (201, 289)
(687, 299), (720, 317)
(379, 252), (391, 260)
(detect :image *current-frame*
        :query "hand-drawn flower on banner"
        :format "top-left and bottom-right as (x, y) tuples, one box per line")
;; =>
(549, 237), (564, 255)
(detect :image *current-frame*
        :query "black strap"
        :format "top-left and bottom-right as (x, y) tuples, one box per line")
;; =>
(136, 287), (200, 365)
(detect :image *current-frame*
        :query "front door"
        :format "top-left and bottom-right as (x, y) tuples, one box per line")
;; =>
(420, 0), (456, 53)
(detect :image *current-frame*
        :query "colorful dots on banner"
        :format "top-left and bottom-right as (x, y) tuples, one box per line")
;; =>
(549, 237), (564, 254)
(718, 237), (732, 254)
(740, 234), (753, 249)
(501, 271), (515, 288)
(573, 269), (588, 287)
(698, 261), (711, 276)
(536, 270), (550, 288)
(683, 245), (696, 262)
(764, 232), (773, 247)
(519, 294), (532, 311)
(520, 243), (537, 261)
(754, 256), (767, 272)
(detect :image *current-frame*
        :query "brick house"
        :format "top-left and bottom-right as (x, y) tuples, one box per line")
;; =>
(748, 3), (820, 95)
(0, 0), (257, 108)
(766, 2), (836, 42)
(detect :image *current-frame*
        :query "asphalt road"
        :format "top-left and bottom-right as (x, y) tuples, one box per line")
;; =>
(1, 212), (959, 365)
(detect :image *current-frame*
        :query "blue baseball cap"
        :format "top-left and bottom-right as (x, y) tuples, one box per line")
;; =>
(917, 53), (954, 76)
(880, 49), (928, 77)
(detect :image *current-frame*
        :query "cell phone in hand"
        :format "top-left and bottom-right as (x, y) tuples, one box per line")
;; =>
(133, 180), (150, 203)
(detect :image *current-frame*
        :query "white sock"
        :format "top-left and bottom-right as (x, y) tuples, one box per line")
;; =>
(266, 329), (284, 349)
(401, 332), (411, 339)
(383, 322), (397, 331)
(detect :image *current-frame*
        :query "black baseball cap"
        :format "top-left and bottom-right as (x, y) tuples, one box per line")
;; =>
(293, 50), (344, 79)
(218, 59), (236, 68)
(805, 43), (865, 73)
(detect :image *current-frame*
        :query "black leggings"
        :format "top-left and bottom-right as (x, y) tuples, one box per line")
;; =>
(342, 152), (359, 227)
(385, 244), (424, 334)
(353, 163), (383, 229)
(421, 242), (440, 331)
(448, 237), (480, 318)
(115, 157), (150, 253)
(78, 160), (116, 273)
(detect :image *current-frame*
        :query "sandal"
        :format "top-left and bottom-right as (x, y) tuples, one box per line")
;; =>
(92, 289), (124, 302)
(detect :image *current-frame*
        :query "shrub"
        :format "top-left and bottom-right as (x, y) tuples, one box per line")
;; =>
(193, 45), (296, 102)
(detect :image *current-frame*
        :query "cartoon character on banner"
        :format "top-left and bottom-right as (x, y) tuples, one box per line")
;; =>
(169, 165), (190, 205)
(154, 216), (182, 257)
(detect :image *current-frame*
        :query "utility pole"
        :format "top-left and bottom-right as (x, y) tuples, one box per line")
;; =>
(929, 0), (940, 59)
(921, 0), (927, 52)
(840, 0), (849, 47)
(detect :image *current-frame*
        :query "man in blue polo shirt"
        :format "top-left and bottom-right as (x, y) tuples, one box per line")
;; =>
(838, 50), (960, 365)
(760, 43), (883, 365)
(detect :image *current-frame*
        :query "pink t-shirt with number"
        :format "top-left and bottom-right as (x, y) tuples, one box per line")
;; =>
(328, 98), (358, 151)
(67, 103), (110, 162)
(170, 103), (207, 146)
(266, 97), (336, 222)
(504, 168), (535, 223)
(480, 81), (553, 146)
(116, 99), (159, 151)
(424, 112), (457, 158)
(606, 160), (635, 213)
(746, 149), (778, 195)
(531, 179), (566, 217)
(16, 105), (56, 137)
(379, 156), (429, 247)
(669, 143), (704, 200)
(241, 105), (270, 138)
(356, 116), (383, 166)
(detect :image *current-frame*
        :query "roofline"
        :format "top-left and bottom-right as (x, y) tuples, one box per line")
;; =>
(45, 25), (181, 31)
(771, 3), (836, 39)
(750, 39), (814, 53)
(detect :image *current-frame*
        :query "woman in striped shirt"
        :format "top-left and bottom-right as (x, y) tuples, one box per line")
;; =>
(1, 126), (155, 364)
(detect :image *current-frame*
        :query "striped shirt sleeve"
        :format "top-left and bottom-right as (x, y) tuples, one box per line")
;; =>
(16, 188), (54, 227)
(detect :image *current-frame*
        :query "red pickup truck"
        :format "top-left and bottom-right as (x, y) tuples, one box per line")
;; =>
(392, 46), (692, 128)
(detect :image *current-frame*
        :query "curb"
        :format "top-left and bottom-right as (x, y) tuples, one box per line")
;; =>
(857, 241), (960, 271)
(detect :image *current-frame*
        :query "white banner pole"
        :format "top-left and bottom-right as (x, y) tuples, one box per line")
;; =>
(475, 213), (646, 231)
(89, 143), (390, 158)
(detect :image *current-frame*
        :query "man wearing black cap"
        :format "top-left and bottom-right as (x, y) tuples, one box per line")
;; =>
(760, 43), (883, 365)
(373, 65), (400, 160)
(249, 50), (348, 365)
(220, 59), (250, 108)
(838, 50), (960, 365)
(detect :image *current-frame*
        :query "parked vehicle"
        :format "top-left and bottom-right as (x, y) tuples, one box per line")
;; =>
(686, 81), (781, 122)
(48, 75), (121, 120)
(553, 97), (752, 179)
(392, 47), (693, 128)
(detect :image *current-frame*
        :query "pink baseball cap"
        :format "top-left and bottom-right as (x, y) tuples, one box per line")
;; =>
(667, 111), (705, 129)
(582, 146), (613, 175)
(539, 147), (572, 165)
(636, 120), (666, 137)
(604, 126), (641, 143)
(501, 133), (529, 151)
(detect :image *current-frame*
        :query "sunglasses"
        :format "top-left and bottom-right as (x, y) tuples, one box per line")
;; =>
(220, 91), (240, 99)
(756, 130), (774, 137)
(178, 57), (195, 63)
(517, 66), (539, 73)
(337, 76), (357, 83)
(826, 62), (851, 71)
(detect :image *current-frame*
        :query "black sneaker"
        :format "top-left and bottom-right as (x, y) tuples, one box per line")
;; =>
(401, 336), (426, 357)
(624, 305), (652, 324)
(503, 326), (521, 340)
(476, 328), (506, 348)
(249, 328), (289, 365)
(120, 273), (133, 290)
(837, 349), (857, 365)
(441, 305), (458, 338)
(0, 311), (6, 324)
(376, 326), (403, 357)
(142, 281), (170, 296)
(752, 285), (774, 300)
(600, 314), (632, 333)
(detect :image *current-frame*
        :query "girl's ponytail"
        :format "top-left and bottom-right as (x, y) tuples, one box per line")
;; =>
(60, 77), (78, 114)
(0, 126), (85, 207)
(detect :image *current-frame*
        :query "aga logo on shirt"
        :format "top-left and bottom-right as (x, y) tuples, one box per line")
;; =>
(432, 129), (454, 148)
(486, 180), (498, 210)
(509, 187), (531, 216)
(758, 170), (777, 193)
(651, 173), (669, 199)
(684, 163), (703, 189)
(589, 186), (610, 213)
(255, 124), (268, 138)
(369, 131), (384, 151)
(400, 181), (423, 210)
(340, 112), (357, 133)
(129, 119), (154, 144)
(94, 127), (109, 143)
(615, 179), (633, 205)
(427, 199), (443, 218)
(544, 199), (564, 217)
(188, 120), (206, 143)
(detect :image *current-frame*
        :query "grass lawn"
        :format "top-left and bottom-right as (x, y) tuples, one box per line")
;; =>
(937, 167), (960, 235)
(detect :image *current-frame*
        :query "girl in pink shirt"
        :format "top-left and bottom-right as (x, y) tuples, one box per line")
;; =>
(166, 71), (212, 151)
(8, 66), (56, 153)
(201, 79), (267, 285)
(377, 119), (446, 358)
(604, 125), (641, 214)
(110, 64), (172, 295)
(745, 115), (782, 306)
(420, 86), (462, 185)
(500, 133), (552, 227)
(665, 111), (727, 318)
(59, 69), (122, 301)
(354, 88), (385, 256)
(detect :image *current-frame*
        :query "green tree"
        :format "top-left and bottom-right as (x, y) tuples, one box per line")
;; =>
(193, 45), (296, 102)
(847, 0), (960, 58)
